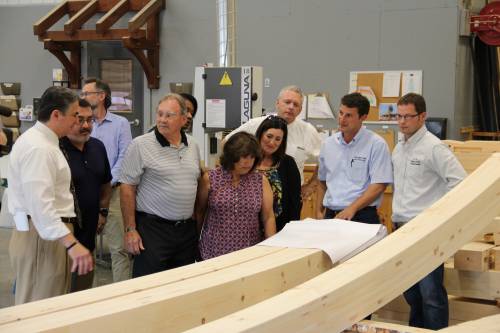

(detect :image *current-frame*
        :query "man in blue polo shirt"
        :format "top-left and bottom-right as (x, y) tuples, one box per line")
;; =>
(81, 78), (132, 282)
(316, 92), (393, 224)
(60, 98), (112, 291)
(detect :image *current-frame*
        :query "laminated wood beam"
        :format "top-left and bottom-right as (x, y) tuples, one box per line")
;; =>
(0, 248), (331, 332)
(445, 262), (500, 301)
(64, 0), (98, 35)
(128, 0), (164, 32)
(453, 242), (495, 272)
(184, 154), (500, 333)
(439, 314), (500, 332)
(96, 0), (129, 34)
(376, 295), (500, 327)
(33, 1), (68, 35)
(0, 246), (281, 326)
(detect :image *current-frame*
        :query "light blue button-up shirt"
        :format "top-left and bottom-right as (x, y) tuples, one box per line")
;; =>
(91, 111), (132, 185)
(318, 127), (393, 209)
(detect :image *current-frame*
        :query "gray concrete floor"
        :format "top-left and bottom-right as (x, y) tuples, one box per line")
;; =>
(0, 227), (114, 309)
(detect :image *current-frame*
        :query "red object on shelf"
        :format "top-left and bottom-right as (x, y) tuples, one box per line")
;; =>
(470, 1), (500, 46)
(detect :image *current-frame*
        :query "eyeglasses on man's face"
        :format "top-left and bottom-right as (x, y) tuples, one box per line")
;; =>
(79, 91), (104, 98)
(77, 116), (94, 125)
(395, 113), (420, 121)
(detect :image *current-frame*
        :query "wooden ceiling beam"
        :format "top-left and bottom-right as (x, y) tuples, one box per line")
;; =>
(33, 1), (68, 35)
(64, 0), (99, 35)
(96, 0), (129, 34)
(40, 29), (146, 42)
(128, 0), (164, 32)
(34, 0), (164, 90)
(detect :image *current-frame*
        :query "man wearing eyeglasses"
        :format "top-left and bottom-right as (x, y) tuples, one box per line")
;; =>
(120, 93), (201, 278)
(60, 99), (112, 291)
(224, 85), (323, 197)
(316, 92), (393, 226)
(81, 77), (132, 282)
(392, 93), (466, 330)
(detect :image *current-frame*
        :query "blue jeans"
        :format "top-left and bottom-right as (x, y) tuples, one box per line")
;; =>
(403, 264), (449, 329)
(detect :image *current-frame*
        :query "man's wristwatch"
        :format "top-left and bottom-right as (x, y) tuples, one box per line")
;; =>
(125, 226), (136, 233)
(99, 208), (109, 217)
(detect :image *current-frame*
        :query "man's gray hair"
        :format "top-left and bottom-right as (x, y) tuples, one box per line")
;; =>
(157, 93), (187, 115)
(277, 85), (304, 104)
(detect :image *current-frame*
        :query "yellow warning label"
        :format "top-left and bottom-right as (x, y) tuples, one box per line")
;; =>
(219, 71), (232, 86)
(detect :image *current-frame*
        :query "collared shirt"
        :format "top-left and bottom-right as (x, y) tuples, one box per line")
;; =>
(392, 126), (466, 222)
(8, 122), (74, 240)
(91, 111), (132, 185)
(119, 128), (201, 220)
(318, 127), (393, 209)
(225, 116), (323, 184)
(60, 136), (112, 251)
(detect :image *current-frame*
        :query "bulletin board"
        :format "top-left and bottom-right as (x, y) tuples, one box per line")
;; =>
(349, 70), (423, 121)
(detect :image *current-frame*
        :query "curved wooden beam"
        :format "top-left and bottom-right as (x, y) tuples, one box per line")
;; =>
(44, 40), (81, 88)
(185, 154), (500, 333)
(0, 248), (331, 332)
(0, 246), (281, 326)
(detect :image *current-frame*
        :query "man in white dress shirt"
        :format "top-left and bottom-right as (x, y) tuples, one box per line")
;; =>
(392, 93), (466, 329)
(8, 86), (93, 304)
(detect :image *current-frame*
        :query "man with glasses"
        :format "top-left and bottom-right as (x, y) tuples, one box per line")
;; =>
(81, 77), (132, 282)
(316, 92), (393, 224)
(60, 99), (112, 291)
(120, 93), (201, 278)
(225, 85), (323, 197)
(8, 87), (93, 304)
(392, 93), (466, 329)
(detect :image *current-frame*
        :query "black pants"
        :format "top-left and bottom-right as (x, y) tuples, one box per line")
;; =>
(132, 211), (198, 278)
(325, 206), (380, 224)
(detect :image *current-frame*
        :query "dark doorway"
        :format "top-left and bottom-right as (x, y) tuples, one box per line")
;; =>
(87, 41), (144, 137)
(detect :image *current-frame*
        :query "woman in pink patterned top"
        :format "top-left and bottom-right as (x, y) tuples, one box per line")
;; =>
(196, 132), (276, 260)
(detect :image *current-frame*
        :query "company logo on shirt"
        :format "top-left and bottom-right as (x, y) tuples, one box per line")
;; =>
(410, 158), (421, 166)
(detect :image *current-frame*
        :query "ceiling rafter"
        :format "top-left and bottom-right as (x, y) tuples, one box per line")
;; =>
(34, 0), (165, 89)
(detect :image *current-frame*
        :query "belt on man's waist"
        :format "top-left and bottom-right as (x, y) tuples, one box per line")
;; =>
(136, 211), (194, 227)
(27, 215), (77, 224)
(327, 206), (377, 216)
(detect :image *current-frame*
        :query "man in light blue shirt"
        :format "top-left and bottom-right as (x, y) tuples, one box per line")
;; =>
(81, 78), (132, 282)
(316, 93), (393, 224)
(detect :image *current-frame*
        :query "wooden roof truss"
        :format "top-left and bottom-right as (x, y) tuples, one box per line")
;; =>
(34, 0), (165, 89)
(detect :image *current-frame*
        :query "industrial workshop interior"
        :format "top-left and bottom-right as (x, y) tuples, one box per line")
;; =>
(1, 0), (500, 332)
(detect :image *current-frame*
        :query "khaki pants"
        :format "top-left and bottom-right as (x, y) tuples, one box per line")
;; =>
(102, 187), (130, 282)
(9, 221), (72, 305)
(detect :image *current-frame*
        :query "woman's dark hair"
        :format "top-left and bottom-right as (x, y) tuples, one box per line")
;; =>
(220, 132), (261, 172)
(179, 93), (198, 117)
(255, 115), (288, 165)
(38, 86), (78, 122)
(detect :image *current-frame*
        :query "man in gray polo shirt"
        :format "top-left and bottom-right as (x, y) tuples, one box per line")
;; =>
(119, 93), (201, 278)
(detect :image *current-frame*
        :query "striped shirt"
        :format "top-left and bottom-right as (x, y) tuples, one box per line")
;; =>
(119, 128), (201, 220)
